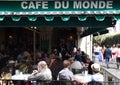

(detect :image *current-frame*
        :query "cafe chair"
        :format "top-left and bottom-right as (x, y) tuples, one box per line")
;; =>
(72, 69), (83, 74)
(53, 80), (74, 85)
(88, 81), (103, 85)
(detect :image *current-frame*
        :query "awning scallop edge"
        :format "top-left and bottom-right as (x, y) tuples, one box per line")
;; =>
(0, 15), (119, 22)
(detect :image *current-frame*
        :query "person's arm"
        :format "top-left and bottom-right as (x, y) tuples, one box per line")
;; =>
(28, 72), (45, 80)
(73, 77), (88, 84)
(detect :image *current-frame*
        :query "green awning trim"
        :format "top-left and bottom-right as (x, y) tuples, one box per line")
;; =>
(61, 16), (70, 21)
(78, 15), (87, 21)
(114, 15), (120, 21)
(0, 16), (4, 21)
(28, 16), (37, 21)
(0, 16), (114, 28)
(12, 16), (21, 21)
(95, 15), (105, 21)
(44, 16), (54, 21)
(0, 15), (119, 22)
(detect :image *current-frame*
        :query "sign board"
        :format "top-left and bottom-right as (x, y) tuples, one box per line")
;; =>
(0, 0), (119, 12)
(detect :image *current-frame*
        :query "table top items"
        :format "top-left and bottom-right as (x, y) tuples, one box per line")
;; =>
(12, 73), (31, 80)
(74, 72), (92, 83)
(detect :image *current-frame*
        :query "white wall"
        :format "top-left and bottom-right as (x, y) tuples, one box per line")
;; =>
(79, 35), (93, 60)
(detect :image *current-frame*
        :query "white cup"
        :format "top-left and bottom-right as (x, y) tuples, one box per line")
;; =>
(15, 70), (20, 75)
(20, 72), (23, 75)
(85, 70), (88, 76)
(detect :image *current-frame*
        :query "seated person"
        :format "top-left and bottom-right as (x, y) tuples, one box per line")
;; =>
(74, 63), (104, 84)
(69, 57), (83, 74)
(57, 60), (74, 80)
(28, 61), (52, 80)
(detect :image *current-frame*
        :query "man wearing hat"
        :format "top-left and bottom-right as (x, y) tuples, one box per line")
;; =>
(91, 63), (104, 82)
(74, 63), (104, 84)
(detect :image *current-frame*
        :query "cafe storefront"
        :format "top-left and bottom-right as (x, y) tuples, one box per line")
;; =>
(0, 0), (119, 27)
(0, 0), (120, 62)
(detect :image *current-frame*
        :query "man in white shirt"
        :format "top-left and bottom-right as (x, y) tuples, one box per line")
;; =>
(28, 61), (52, 80)
(74, 63), (104, 84)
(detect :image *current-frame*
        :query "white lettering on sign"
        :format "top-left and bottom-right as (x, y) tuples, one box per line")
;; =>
(21, 1), (48, 9)
(99, 1), (106, 9)
(91, 1), (98, 8)
(42, 1), (48, 9)
(54, 1), (69, 9)
(21, 2), (28, 9)
(83, 1), (90, 9)
(106, 1), (113, 8)
(73, 1), (113, 9)
(21, 1), (113, 10)
(29, 2), (35, 9)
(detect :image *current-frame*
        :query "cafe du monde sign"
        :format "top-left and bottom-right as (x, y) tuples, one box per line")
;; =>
(20, 0), (113, 11)
(0, 0), (119, 12)
(21, 1), (113, 10)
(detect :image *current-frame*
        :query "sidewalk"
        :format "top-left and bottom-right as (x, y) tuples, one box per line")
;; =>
(99, 60), (120, 79)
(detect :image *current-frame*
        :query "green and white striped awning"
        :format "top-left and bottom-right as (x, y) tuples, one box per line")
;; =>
(0, 0), (119, 27)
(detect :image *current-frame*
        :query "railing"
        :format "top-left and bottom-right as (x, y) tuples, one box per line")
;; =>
(0, 80), (74, 85)
(1, 80), (120, 85)
(101, 66), (120, 85)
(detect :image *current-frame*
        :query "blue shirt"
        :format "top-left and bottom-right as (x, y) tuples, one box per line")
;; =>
(57, 68), (74, 80)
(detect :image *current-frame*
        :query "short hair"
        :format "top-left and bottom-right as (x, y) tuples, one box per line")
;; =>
(63, 60), (70, 68)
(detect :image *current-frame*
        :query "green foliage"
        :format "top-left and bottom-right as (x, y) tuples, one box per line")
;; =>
(108, 75), (113, 81)
(93, 36), (102, 44)
(101, 34), (120, 46)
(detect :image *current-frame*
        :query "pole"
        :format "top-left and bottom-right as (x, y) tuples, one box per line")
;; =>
(33, 29), (36, 65)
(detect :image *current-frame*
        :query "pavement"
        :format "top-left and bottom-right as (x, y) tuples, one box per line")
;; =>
(98, 60), (120, 79)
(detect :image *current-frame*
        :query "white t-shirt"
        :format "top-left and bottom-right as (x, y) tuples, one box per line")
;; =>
(70, 61), (83, 70)
(91, 73), (104, 82)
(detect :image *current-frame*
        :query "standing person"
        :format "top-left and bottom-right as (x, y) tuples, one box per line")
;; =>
(74, 49), (83, 63)
(28, 61), (52, 80)
(93, 43), (101, 63)
(98, 45), (103, 62)
(115, 44), (120, 69)
(111, 44), (117, 62)
(104, 45), (112, 68)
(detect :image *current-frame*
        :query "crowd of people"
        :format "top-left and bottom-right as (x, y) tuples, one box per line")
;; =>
(2, 41), (120, 84)
(27, 59), (103, 85)
(27, 47), (104, 85)
(0, 45), (104, 85)
(93, 43), (120, 69)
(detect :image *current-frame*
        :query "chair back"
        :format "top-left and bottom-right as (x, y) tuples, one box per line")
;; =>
(88, 81), (103, 85)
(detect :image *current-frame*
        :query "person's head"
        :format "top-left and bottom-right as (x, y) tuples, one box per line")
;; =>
(63, 60), (71, 68)
(95, 43), (99, 47)
(68, 57), (74, 64)
(106, 45), (110, 48)
(118, 44), (120, 48)
(91, 63), (100, 73)
(37, 61), (48, 72)
(112, 44), (115, 48)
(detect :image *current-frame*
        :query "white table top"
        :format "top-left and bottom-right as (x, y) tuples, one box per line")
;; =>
(12, 74), (31, 80)
(74, 73), (92, 82)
